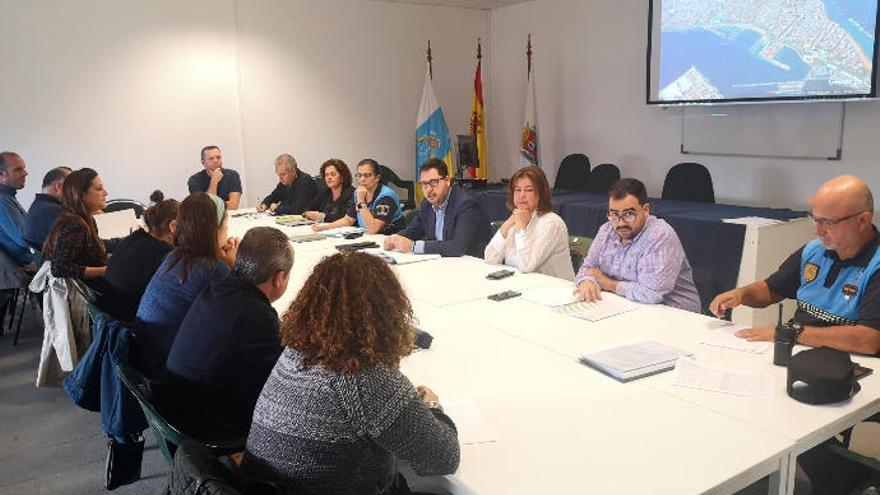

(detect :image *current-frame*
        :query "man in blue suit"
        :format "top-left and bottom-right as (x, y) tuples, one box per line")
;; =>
(384, 158), (490, 257)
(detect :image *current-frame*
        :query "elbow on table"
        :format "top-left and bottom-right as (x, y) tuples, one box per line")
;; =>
(413, 447), (460, 476)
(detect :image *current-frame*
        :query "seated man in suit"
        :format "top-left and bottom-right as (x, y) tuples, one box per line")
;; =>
(384, 158), (490, 257)
(161, 226), (292, 440)
(256, 153), (316, 215)
(187, 145), (242, 210)
(25, 166), (71, 250)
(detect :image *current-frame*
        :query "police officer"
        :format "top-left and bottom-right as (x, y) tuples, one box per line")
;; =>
(710, 175), (880, 355)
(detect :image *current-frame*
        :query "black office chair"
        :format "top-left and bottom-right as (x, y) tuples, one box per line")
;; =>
(585, 163), (620, 193)
(378, 165), (415, 211)
(553, 153), (591, 191)
(104, 199), (147, 218)
(661, 162), (715, 203)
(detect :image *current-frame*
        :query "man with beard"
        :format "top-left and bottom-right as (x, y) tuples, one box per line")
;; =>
(575, 178), (700, 313)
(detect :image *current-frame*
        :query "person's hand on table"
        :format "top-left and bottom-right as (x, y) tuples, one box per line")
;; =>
(256, 203), (268, 213)
(269, 203), (279, 213)
(709, 288), (743, 318)
(575, 280), (602, 302)
(585, 268), (618, 292)
(384, 235), (414, 253)
(311, 223), (328, 232)
(735, 326), (774, 342)
(304, 211), (324, 222)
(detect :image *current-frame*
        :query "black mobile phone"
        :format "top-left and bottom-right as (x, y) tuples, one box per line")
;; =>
(854, 363), (873, 381)
(486, 269), (515, 280)
(488, 290), (521, 302)
(343, 231), (364, 239)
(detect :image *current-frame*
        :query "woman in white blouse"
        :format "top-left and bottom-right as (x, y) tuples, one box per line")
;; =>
(484, 165), (575, 280)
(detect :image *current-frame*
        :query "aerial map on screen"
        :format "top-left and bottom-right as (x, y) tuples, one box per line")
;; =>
(657, 0), (877, 102)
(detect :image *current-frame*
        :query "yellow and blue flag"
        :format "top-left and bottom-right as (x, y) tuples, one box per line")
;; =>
(416, 68), (452, 204)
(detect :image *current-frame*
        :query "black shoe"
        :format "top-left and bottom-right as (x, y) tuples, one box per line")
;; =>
(104, 435), (144, 490)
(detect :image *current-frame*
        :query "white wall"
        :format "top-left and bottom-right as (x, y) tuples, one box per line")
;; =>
(488, 0), (880, 210)
(0, 0), (487, 208)
(0, 0), (245, 207)
(235, 0), (488, 202)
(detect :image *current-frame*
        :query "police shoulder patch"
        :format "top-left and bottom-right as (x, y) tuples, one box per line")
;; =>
(803, 263), (819, 283)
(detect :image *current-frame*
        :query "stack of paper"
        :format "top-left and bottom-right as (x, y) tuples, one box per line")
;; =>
(275, 215), (314, 226)
(670, 357), (775, 399)
(364, 248), (441, 265)
(578, 340), (692, 382)
(555, 297), (639, 322)
(318, 226), (366, 237)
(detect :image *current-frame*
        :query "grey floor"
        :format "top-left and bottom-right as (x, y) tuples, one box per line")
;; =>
(0, 302), (167, 495)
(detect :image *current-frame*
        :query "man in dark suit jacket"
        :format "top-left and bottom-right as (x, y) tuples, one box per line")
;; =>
(384, 158), (490, 257)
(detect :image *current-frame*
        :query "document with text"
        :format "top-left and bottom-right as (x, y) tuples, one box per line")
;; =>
(671, 357), (775, 399)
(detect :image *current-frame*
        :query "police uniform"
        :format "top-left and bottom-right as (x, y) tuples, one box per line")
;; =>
(765, 229), (880, 330)
(346, 184), (403, 228)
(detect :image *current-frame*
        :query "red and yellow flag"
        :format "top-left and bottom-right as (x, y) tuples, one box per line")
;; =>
(469, 56), (488, 179)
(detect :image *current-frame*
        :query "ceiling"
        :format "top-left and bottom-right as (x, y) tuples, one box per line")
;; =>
(368, 0), (532, 10)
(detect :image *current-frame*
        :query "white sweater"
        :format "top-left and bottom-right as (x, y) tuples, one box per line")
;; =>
(484, 211), (575, 281)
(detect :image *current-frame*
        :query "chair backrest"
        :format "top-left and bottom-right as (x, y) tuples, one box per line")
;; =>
(585, 163), (621, 193)
(168, 441), (245, 495)
(116, 363), (184, 464)
(104, 199), (146, 218)
(661, 162), (715, 203)
(378, 164), (415, 210)
(568, 236), (593, 273)
(490, 220), (504, 237)
(554, 153), (591, 191)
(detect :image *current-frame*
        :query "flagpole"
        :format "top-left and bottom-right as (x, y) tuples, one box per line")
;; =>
(427, 40), (433, 80)
(526, 34), (532, 76)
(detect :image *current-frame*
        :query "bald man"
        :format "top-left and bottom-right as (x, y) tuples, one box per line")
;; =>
(710, 175), (880, 355)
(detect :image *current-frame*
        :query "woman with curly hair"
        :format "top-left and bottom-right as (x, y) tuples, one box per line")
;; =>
(243, 252), (459, 495)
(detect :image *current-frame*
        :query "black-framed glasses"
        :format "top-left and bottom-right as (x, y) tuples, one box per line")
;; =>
(418, 177), (447, 189)
(607, 209), (639, 222)
(808, 211), (865, 227)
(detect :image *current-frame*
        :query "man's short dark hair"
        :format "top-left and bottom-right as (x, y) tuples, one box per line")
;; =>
(200, 145), (220, 162)
(419, 158), (448, 177)
(42, 167), (72, 188)
(357, 158), (380, 177)
(609, 178), (648, 205)
(0, 152), (21, 173)
(233, 227), (294, 285)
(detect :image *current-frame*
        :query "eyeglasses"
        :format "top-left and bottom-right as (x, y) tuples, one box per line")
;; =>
(607, 209), (639, 222)
(418, 177), (447, 189)
(808, 211), (865, 227)
(355, 172), (375, 179)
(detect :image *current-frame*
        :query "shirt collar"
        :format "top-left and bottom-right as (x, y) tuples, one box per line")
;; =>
(433, 196), (449, 213)
(0, 184), (17, 197)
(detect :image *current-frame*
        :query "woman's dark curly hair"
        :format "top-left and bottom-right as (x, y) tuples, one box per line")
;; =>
(280, 251), (415, 374)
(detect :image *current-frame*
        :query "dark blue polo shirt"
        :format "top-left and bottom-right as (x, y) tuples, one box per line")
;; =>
(187, 168), (243, 201)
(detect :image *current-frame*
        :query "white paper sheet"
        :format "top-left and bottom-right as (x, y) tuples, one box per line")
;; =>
(317, 226), (366, 237)
(701, 327), (772, 354)
(670, 357), (775, 399)
(721, 216), (784, 227)
(441, 396), (495, 445)
(522, 286), (578, 307)
(554, 297), (639, 322)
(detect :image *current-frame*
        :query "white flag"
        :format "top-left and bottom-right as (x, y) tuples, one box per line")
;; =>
(519, 71), (539, 169)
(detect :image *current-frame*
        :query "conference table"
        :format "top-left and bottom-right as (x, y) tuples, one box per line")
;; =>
(473, 190), (813, 319)
(228, 212), (880, 495)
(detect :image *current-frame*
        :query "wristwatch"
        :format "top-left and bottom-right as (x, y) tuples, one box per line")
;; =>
(425, 400), (443, 413)
(790, 321), (804, 343)
(357, 202), (367, 210)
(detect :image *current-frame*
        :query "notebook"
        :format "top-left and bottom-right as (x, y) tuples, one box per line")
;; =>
(364, 248), (441, 265)
(578, 340), (692, 382)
